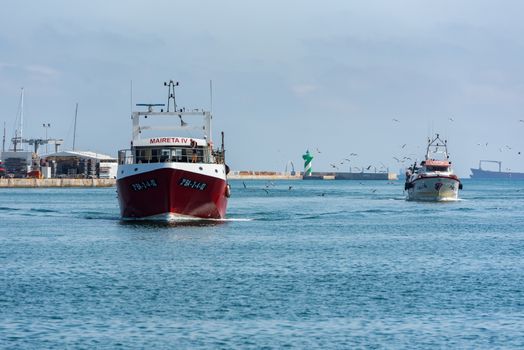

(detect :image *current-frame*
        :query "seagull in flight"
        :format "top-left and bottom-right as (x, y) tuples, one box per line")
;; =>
(401, 144), (406, 148)
(392, 118), (400, 122)
(449, 117), (454, 122)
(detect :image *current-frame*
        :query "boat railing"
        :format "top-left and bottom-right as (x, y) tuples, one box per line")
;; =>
(118, 150), (134, 165)
(118, 148), (225, 165)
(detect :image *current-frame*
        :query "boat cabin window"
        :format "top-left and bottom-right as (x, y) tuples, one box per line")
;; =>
(426, 165), (449, 172)
(134, 146), (206, 164)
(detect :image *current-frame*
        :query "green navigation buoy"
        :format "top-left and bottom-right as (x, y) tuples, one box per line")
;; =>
(302, 150), (313, 176)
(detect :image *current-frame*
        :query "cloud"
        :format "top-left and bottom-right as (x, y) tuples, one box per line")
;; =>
(0, 62), (16, 70)
(24, 64), (60, 77)
(291, 83), (318, 97)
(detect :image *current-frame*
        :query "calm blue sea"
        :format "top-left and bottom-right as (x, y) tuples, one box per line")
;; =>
(1, 179), (524, 349)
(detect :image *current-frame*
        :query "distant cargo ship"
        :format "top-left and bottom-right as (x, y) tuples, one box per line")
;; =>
(470, 160), (524, 179)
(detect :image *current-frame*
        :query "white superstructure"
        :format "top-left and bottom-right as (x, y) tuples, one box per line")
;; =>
(404, 134), (462, 201)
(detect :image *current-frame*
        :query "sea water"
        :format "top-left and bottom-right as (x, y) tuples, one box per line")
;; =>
(1, 179), (524, 349)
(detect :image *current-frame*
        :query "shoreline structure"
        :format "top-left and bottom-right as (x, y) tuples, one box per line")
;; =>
(228, 171), (397, 181)
(0, 171), (397, 187)
(0, 178), (115, 188)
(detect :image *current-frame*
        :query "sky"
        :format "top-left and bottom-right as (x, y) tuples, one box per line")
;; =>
(1, 0), (524, 177)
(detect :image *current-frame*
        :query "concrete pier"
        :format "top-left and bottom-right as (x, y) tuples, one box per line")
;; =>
(0, 178), (116, 188)
(228, 171), (398, 181)
(228, 171), (302, 180)
(303, 172), (397, 180)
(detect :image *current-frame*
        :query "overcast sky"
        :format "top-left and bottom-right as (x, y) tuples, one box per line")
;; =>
(1, 0), (524, 176)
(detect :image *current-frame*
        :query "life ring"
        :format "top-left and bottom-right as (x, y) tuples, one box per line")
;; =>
(225, 183), (231, 198)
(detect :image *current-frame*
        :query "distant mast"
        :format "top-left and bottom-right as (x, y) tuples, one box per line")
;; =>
(2, 121), (5, 153)
(72, 103), (78, 151)
(13, 88), (24, 152)
(19, 88), (24, 151)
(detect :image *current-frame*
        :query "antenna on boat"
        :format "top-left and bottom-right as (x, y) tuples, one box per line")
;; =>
(221, 131), (225, 163)
(210, 80), (213, 113)
(136, 103), (165, 113)
(130, 80), (133, 116)
(164, 80), (179, 112)
(72, 103), (78, 151)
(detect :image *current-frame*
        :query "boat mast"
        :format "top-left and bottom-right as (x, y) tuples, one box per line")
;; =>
(19, 88), (23, 151)
(426, 134), (449, 160)
(72, 103), (78, 151)
(221, 131), (225, 164)
(209, 80), (213, 142)
(164, 80), (179, 112)
(12, 88), (24, 152)
(2, 122), (5, 153)
(210, 80), (213, 113)
(2, 121), (5, 153)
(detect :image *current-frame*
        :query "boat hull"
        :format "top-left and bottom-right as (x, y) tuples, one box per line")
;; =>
(470, 168), (524, 179)
(116, 164), (228, 220)
(406, 176), (460, 201)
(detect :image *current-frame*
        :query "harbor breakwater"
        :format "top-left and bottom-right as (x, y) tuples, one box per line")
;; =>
(228, 171), (398, 181)
(228, 171), (302, 180)
(0, 178), (116, 188)
(1, 171), (398, 186)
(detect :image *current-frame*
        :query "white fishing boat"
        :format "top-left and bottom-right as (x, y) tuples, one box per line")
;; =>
(404, 134), (462, 201)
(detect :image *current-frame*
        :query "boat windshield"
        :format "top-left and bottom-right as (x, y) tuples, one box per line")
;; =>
(426, 165), (449, 172)
(134, 146), (208, 164)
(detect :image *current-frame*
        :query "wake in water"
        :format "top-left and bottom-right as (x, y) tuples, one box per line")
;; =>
(404, 197), (464, 203)
(119, 215), (253, 227)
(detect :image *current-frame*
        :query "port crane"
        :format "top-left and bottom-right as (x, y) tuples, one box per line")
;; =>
(12, 137), (64, 154)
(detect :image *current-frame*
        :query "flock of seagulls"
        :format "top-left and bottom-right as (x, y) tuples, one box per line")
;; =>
(239, 181), (381, 196)
(241, 180), (293, 195)
(238, 116), (523, 197)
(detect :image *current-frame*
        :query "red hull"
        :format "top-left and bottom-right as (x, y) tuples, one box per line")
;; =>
(117, 167), (228, 219)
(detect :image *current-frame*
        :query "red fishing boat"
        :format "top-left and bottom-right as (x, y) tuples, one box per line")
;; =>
(116, 80), (230, 220)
